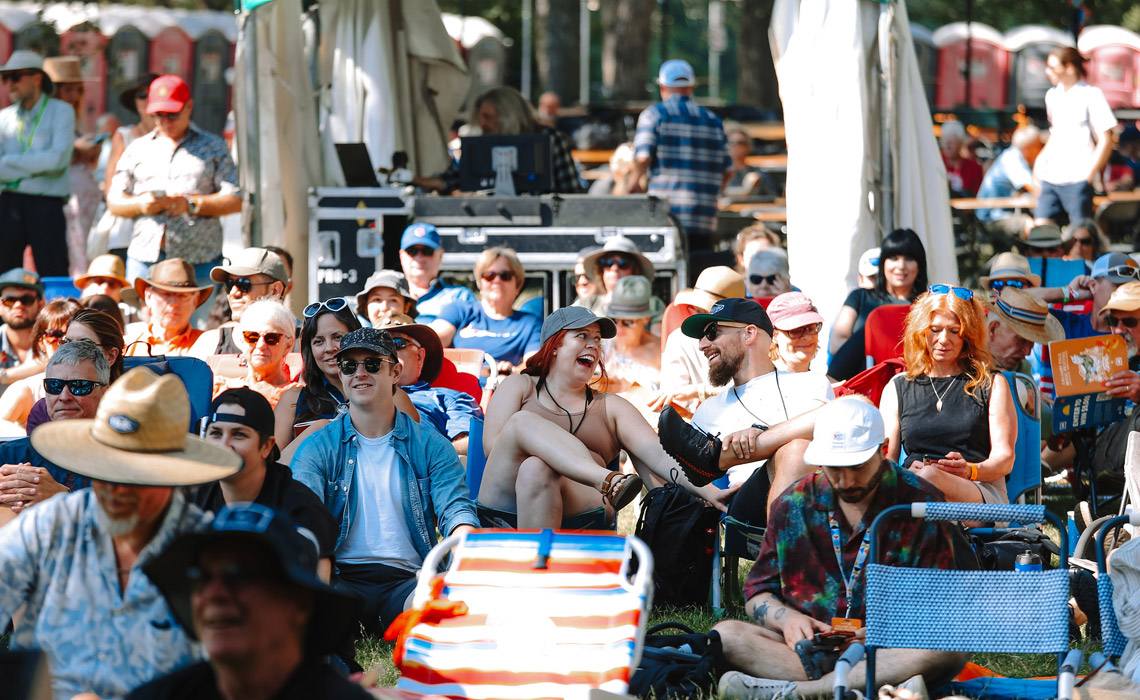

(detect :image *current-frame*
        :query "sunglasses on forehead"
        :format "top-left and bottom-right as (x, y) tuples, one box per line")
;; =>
(302, 297), (349, 318)
(929, 284), (974, 301)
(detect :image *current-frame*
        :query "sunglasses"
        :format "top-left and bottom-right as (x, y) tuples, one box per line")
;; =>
(780, 322), (822, 339)
(990, 279), (1026, 292)
(42, 329), (65, 341)
(187, 563), (272, 594)
(1072, 236), (1093, 246)
(1103, 265), (1140, 281)
(154, 109), (184, 122)
(701, 321), (748, 342)
(404, 245), (436, 258)
(1, 70), (36, 83)
(1106, 315), (1140, 329)
(1, 294), (38, 308)
(481, 270), (516, 282)
(750, 274), (779, 285)
(302, 297), (349, 318)
(242, 331), (285, 347)
(929, 284), (974, 301)
(390, 336), (420, 351)
(224, 277), (273, 296)
(599, 256), (634, 270)
(617, 319), (644, 328)
(43, 378), (105, 396)
(135, 91), (149, 100)
(338, 357), (393, 375)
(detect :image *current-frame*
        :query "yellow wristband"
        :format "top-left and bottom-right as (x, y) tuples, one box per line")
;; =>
(968, 462), (978, 481)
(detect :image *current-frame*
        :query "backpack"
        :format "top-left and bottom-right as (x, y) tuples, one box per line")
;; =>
(634, 482), (720, 609)
(629, 622), (730, 699)
(833, 357), (906, 406)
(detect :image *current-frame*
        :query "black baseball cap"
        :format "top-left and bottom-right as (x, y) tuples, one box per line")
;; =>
(204, 387), (276, 437)
(335, 327), (398, 360)
(680, 297), (774, 338)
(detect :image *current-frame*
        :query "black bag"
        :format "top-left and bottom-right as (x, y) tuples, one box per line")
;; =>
(634, 483), (719, 609)
(629, 622), (730, 699)
(972, 528), (1060, 571)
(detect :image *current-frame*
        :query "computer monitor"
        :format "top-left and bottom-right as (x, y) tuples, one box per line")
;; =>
(459, 134), (554, 195)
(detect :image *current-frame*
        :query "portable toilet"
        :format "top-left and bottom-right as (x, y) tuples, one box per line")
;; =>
(1078, 25), (1140, 110)
(105, 25), (150, 126)
(932, 22), (1009, 110)
(149, 25), (192, 80)
(191, 29), (232, 136)
(1005, 25), (1074, 111)
(60, 26), (108, 134)
(911, 23), (938, 108)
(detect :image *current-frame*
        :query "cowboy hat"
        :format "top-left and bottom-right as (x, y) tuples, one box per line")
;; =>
(980, 287), (1065, 347)
(371, 312), (443, 383)
(133, 258), (213, 308)
(979, 252), (1041, 290)
(31, 367), (243, 486)
(674, 266), (745, 311)
(582, 237), (655, 283)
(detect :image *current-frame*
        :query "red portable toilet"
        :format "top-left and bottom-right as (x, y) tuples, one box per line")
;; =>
(105, 24), (150, 126)
(932, 22), (1009, 110)
(60, 26), (108, 134)
(1078, 25), (1140, 110)
(1004, 25), (1073, 111)
(0, 5), (37, 109)
(149, 25), (192, 80)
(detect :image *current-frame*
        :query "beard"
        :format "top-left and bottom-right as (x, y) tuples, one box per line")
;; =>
(707, 341), (745, 387)
(833, 458), (887, 504)
(94, 500), (141, 537)
(6, 315), (34, 330)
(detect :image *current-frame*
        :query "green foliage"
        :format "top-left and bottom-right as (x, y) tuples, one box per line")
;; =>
(907, 0), (1131, 32)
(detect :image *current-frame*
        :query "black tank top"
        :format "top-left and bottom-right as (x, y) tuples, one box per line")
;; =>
(896, 373), (991, 465)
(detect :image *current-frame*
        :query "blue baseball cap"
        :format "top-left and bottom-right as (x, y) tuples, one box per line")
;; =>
(1091, 252), (1140, 284)
(657, 59), (695, 88)
(400, 223), (441, 251)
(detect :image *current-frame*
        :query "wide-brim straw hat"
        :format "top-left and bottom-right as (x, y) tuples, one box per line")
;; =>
(43, 56), (95, 84)
(583, 236), (655, 283)
(979, 251), (1041, 289)
(980, 286), (1065, 347)
(133, 258), (213, 309)
(371, 312), (443, 383)
(75, 254), (130, 290)
(31, 367), (243, 486)
(674, 266), (746, 312)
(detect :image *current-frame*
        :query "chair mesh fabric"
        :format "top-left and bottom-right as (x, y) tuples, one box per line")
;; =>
(1098, 573), (1128, 659)
(865, 565), (1069, 653)
(922, 502), (1046, 525)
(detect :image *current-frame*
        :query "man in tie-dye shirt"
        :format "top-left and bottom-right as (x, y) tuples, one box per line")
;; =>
(714, 397), (971, 700)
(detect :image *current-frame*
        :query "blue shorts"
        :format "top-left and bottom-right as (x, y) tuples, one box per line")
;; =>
(334, 561), (418, 634)
(1035, 180), (1093, 224)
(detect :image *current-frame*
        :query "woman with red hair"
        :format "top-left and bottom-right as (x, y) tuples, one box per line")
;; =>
(879, 286), (1017, 503)
(478, 307), (733, 529)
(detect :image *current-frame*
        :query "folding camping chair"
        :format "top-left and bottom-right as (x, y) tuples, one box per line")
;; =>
(837, 503), (1082, 700)
(387, 529), (653, 699)
(1003, 372), (1043, 504)
(1094, 512), (1140, 667)
(710, 474), (765, 613)
(863, 304), (910, 369)
(124, 356), (213, 430)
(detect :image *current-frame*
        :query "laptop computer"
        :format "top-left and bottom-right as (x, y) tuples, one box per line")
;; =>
(334, 143), (380, 187)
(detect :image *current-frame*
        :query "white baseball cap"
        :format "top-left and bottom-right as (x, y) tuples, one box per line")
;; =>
(658, 59), (695, 88)
(0, 51), (44, 73)
(802, 397), (886, 468)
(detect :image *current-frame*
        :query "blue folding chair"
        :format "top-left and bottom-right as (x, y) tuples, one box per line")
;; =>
(848, 503), (1081, 700)
(124, 356), (213, 431)
(465, 417), (486, 500)
(1095, 512), (1140, 665)
(1002, 372), (1043, 504)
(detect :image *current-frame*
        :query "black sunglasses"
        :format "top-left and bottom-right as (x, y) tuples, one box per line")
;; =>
(1, 294), (38, 308)
(135, 91), (149, 100)
(750, 274), (779, 285)
(481, 270), (516, 282)
(1, 70), (37, 83)
(1106, 315), (1140, 329)
(338, 357), (392, 375)
(224, 277), (273, 296)
(599, 256), (634, 270)
(302, 297), (349, 318)
(43, 378), (105, 396)
(187, 563), (273, 593)
(701, 321), (747, 342)
(391, 336), (419, 351)
(404, 245), (435, 258)
(990, 279), (1026, 292)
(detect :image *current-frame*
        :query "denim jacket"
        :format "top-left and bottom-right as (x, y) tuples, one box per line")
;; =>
(290, 409), (479, 559)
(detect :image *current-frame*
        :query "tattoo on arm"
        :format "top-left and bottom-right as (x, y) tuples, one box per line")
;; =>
(774, 608), (786, 620)
(751, 601), (769, 627)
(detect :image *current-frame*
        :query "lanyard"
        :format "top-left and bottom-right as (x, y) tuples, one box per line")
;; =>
(16, 96), (49, 153)
(828, 510), (871, 618)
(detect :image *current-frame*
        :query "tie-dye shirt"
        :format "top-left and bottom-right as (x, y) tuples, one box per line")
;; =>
(743, 463), (965, 621)
(0, 489), (208, 700)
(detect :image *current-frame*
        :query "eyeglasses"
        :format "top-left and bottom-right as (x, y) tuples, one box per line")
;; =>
(390, 336), (420, 351)
(929, 284), (974, 301)
(338, 357), (393, 375)
(750, 274), (779, 285)
(1072, 236), (1093, 246)
(481, 270), (516, 282)
(42, 329), (65, 341)
(404, 245), (436, 258)
(224, 277), (273, 296)
(1106, 315), (1140, 329)
(43, 378), (105, 396)
(302, 297), (349, 318)
(187, 562), (273, 594)
(1, 294), (38, 308)
(599, 256), (634, 270)
(1, 70), (36, 83)
(780, 322), (823, 339)
(990, 279), (1026, 292)
(701, 321), (748, 342)
(153, 109), (184, 122)
(1101, 265), (1140, 281)
(242, 331), (285, 347)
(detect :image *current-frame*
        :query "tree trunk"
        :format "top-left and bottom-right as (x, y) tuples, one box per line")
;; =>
(738, 0), (780, 110)
(601, 0), (655, 103)
(535, 0), (580, 105)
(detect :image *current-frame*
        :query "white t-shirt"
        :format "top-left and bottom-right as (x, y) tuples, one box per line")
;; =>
(336, 431), (423, 570)
(1038, 80), (1118, 186)
(691, 370), (834, 485)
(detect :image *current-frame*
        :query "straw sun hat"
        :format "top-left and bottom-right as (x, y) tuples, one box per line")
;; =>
(31, 367), (243, 486)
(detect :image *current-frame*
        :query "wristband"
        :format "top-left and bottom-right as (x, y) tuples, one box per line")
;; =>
(1062, 287), (1072, 304)
(968, 462), (978, 481)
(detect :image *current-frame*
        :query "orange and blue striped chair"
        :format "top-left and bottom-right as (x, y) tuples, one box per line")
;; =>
(386, 529), (653, 699)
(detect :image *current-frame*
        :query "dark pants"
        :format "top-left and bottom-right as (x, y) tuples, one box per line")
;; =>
(727, 465), (771, 527)
(1035, 181), (1094, 226)
(0, 191), (68, 276)
(334, 561), (418, 635)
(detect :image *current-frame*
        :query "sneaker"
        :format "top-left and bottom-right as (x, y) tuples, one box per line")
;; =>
(891, 673), (929, 700)
(718, 672), (799, 699)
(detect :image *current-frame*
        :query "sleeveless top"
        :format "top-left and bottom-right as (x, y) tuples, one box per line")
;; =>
(519, 377), (621, 469)
(896, 373), (991, 465)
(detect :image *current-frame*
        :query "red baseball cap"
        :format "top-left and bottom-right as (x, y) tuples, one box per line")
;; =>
(146, 75), (190, 114)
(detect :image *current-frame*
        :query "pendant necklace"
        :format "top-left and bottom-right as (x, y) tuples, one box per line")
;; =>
(929, 375), (957, 412)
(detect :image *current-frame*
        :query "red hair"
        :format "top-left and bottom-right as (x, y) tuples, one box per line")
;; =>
(522, 328), (609, 389)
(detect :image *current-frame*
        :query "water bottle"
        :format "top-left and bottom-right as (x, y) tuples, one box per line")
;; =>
(1015, 550), (1043, 572)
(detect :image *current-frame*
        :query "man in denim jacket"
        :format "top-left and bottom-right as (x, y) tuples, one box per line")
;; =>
(291, 327), (478, 635)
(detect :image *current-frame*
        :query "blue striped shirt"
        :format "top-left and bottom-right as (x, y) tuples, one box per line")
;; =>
(634, 95), (729, 238)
